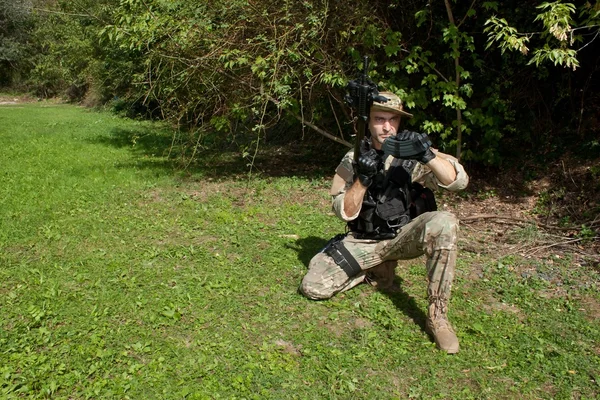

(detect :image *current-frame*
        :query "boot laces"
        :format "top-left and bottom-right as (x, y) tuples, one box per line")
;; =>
(428, 296), (454, 332)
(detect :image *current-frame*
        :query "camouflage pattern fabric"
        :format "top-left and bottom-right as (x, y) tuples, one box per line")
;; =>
(299, 211), (458, 300)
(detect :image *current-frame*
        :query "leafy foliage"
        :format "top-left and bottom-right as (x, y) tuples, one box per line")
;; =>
(484, 1), (594, 71)
(0, 0), (34, 85)
(5, 0), (600, 165)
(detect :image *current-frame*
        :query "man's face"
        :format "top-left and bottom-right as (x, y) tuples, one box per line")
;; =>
(368, 110), (401, 150)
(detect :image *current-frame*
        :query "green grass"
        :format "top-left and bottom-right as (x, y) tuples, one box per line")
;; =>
(1, 102), (599, 399)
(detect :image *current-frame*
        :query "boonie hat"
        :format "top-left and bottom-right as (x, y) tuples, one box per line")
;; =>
(371, 91), (413, 118)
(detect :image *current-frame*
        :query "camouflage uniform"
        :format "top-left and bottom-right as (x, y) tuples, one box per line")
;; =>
(300, 211), (459, 300)
(300, 153), (468, 354)
(300, 149), (468, 300)
(300, 88), (468, 352)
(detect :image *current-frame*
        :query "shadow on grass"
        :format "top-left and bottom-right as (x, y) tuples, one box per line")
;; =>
(381, 279), (428, 333)
(287, 235), (328, 268)
(88, 127), (178, 175)
(96, 127), (176, 154)
(90, 126), (347, 180)
(89, 121), (600, 234)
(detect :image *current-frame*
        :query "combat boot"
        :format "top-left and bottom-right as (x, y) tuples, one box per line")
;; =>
(426, 296), (459, 354)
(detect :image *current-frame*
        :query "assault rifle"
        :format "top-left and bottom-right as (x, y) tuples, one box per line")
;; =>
(345, 57), (435, 161)
(344, 56), (389, 163)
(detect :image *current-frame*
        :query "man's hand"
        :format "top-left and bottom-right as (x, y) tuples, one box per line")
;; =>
(395, 130), (417, 141)
(356, 149), (380, 187)
(382, 130), (437, 164)
(418, 146), (436, 164)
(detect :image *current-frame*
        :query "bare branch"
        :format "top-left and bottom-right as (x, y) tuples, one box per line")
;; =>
(290, 113), (352, 148)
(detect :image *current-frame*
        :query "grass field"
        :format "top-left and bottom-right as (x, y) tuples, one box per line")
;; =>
(0, 102), (599, 399)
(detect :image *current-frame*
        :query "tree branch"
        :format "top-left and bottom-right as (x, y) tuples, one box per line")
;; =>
(290, 113), (352, 148)
(400, 48), (449, 83)
(443, 0), (464, 160)
(457, 0), (477, 28)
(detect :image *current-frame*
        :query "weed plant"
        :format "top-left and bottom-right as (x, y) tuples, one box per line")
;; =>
(0, 102), (599, 399)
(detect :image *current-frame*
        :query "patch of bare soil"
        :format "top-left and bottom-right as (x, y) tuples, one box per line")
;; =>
(0, 94), (40, 105)
(443, 155), (600, 272)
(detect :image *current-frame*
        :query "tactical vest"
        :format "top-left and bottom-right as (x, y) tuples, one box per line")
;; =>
(348, 155), (437, 239)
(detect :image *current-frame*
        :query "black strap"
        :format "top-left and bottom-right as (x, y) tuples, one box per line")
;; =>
(325, 241), (363, 278)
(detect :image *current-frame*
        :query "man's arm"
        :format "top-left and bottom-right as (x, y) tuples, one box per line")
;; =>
(330, 152), (362, 221)
(331, 172), (364, 221)
(411, 150), (469, 192)
(342, 179), (368, 217)
(424, 152), (456, 186)
(331, 148), (380, 221)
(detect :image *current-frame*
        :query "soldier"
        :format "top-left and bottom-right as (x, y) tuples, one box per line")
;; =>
(299, 92), (469, 354)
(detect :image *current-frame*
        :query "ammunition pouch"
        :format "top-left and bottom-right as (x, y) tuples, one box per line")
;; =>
(381, 132), (433, 159)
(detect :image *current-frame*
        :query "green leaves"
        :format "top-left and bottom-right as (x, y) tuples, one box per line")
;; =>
(529, 45), (580, 70)
(8, 0), (600, 167)
(484, 1), (595, 71)
(415, 9), (428, 27)
(535, 1), (576, 43)
(442, 93), (467, 110)
(484, 16), (530, 55)
(483, 2), (499, 11)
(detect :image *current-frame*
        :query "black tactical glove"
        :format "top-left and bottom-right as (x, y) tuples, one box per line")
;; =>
(355, 149), (380, 187)
(382, 130), (436, 164)
(395, 130), (417, 142)
(418, 145), (436, 164)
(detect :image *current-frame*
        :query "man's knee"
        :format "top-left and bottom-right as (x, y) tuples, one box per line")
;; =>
(298, 253), (338, 300)
(299, 276), (335, 300)
(431, 210), (458, 225)
(424, 211), (459, 250)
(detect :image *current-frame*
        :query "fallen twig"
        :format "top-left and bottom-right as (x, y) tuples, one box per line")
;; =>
(569, 248), (600, 262)
(460, 214), (586, 232)
(503, 236), (599, 259)
(527, 237), (598, 255)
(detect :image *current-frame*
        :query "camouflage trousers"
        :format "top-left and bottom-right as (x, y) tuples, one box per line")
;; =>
(299, 211), (458, 302)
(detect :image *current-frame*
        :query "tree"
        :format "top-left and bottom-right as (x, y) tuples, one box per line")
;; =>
(0, 0), (33, 86)
(6, 0), (599, 165)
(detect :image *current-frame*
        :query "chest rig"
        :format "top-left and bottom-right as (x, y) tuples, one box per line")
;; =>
(348, 142), (436, 239)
